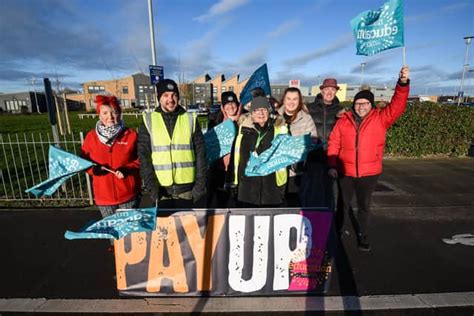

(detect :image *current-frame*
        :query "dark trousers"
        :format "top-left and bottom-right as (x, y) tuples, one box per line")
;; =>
(302, 162), (336, 210)
(336, 174), (380, 236)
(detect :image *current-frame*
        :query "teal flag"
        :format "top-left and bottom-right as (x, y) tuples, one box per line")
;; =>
(64, 207), (157, 240)
(239, 64), (271, 106)
(204, 119), (237, 164)
(25, 145), (94, 197)
(350, 0), (404, 56)
(245, 134), (318, 177)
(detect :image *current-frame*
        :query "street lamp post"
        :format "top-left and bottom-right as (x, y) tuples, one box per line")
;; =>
(360, 62), (366, 88)
(30, 77), (40, 114)
(147, 0), (157, 66)
(147, 0), (159, 109)
(457, 36), (473, 105)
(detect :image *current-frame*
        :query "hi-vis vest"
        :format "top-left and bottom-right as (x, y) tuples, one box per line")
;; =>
(233, 124), (288, 187)
(143, 111), (197, 186)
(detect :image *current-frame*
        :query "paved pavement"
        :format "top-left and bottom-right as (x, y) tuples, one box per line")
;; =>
(1, 158), (473, 315)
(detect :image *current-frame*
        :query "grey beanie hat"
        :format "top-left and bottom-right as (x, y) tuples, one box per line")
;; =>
(250, 96), (270, 112)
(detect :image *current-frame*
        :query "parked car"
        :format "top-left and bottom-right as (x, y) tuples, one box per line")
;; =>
(210, 103), (221, 114)
(187, 104), (200, 112)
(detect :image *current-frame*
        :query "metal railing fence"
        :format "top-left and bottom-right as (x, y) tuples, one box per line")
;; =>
(0, 132), (93, 206)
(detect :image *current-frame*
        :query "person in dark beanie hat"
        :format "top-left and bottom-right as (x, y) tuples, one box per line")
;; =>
(155, 79), (180, 101)
(353, 90), (375, 108)
(138, 78), (207, 209)
(207, 91), (242, 208)
(327, 65), (410, 251)
(209, 91), (241, 129)
(222, 91), (238, 107)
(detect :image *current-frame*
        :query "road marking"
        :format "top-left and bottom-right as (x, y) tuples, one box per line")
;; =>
(442, 234), (474, 246)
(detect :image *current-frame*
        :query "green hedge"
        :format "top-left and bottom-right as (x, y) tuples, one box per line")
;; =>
(385, 102), (474, 157)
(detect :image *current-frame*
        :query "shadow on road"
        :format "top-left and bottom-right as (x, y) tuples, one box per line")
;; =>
(334, 236), (362, 316)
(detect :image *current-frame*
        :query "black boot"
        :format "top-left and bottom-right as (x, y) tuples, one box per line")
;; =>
(357, 234), (371, 252)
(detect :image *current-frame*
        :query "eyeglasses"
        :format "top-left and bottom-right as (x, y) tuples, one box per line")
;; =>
(253, 108), (268, 114)
(354, 101), (371, 107)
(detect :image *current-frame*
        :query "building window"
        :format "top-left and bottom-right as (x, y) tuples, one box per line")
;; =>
(222, 86), (226, 92)
(88, 85), (105, 93)
(139, 85), (144, 93)
(122, 86), (129, 94)
(122, 99), (130, 107)
(228, 86), (234, 92)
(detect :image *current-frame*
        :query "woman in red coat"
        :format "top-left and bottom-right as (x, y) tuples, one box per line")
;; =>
(81, 95), (141, 218)
(327, 66), (410, 251)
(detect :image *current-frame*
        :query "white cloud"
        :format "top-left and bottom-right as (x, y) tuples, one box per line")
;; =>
(285, 32), (353, 67)
(267, 20), (300, 38)
(194, 0), (249, 22)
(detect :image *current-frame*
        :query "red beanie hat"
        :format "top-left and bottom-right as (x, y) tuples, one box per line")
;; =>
(95, 95), (121, 114)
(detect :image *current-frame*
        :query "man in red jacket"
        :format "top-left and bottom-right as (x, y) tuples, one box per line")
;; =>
(327, 65), (410, 251)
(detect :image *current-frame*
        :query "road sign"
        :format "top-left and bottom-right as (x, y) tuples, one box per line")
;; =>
(289, 79), (300, 88)
(149, 65), (164, 85)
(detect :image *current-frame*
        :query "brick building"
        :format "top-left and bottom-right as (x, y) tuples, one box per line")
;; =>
(0, 91), (47, 113)
(82, 73), (156, 111)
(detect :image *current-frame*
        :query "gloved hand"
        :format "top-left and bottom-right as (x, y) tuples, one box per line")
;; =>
(92, 165), (109, 176)
(192, 186), (207, 206)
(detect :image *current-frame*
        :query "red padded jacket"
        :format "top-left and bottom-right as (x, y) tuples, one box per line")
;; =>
(81, 128), (141, 206)
(327, 83), (409, 177)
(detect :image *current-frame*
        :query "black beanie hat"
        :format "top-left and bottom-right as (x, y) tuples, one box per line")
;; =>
(221, 91), (238, 106)
(353, 90), (375, 108)
(156, 79), (179, 100)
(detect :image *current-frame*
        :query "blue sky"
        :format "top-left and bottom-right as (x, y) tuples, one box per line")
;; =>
(0, 0), (473, 96)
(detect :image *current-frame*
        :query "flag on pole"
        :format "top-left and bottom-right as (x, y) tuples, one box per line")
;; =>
(245, 134), (319, 177)
(239, 63), (271, 106)
(203, 119), (237, 164)
(64, 207), (157, 240)
(25, 145), (94, 197)
(350, 0), (404, 56)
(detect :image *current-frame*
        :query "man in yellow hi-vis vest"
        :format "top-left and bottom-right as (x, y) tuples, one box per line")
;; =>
(138, 79), (207, 208)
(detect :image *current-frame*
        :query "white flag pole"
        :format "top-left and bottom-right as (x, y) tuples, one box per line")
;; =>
(403, 46), (406, 65)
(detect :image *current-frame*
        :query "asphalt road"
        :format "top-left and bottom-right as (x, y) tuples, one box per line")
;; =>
(1, 158), (473, 314)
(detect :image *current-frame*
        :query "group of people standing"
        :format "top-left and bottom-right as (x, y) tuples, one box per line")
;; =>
(81, 65), (410, 252)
